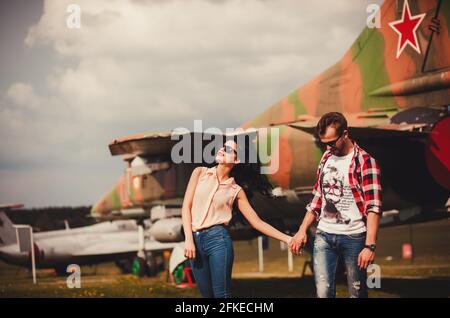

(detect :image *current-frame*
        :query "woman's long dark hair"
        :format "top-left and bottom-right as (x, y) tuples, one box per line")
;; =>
(227, 136), (274, 199)
(230, 161), (273, 199)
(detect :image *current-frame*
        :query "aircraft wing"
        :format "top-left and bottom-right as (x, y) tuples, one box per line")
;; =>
(108, 129), (258, 157)
(0, 203), (24, 210)
(109, 130), (179, 157)
(72, 240), (178, 256)
(73, 242), (136, 256)
(288, 121), (429, 139)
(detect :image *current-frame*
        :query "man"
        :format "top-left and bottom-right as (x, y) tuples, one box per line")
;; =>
(289, 112), (382, 298)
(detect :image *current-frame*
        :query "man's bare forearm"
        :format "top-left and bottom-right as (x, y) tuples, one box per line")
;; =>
(365, 212), (381, 245)
(299, 210), (316, 232)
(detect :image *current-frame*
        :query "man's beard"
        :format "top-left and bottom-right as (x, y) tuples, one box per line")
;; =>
(331, 146), (345, 156)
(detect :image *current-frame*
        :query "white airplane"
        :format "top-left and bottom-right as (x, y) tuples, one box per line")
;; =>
(0, 204), (179, 276)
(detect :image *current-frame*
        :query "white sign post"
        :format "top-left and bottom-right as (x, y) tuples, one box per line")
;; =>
(287, 249), (294, 273)
(257, 236), (264, 272)
(15, 225), (36, 284)
(280, 241), (294, 272)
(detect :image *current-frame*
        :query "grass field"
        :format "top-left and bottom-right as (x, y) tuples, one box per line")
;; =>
(1, 218), (449, 298)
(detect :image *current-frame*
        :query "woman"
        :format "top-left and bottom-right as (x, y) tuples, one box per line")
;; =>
(181, 139), (292, 298)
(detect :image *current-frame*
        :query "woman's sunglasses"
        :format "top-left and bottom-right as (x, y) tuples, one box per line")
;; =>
(223, 145), (237, 155)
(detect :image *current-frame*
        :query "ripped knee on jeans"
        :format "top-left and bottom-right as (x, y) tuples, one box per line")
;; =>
(316, 274), (332, 298)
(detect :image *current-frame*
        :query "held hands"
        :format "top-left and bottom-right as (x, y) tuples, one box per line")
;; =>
(289, 229), (308, 255)
(184, 238), (196, 259)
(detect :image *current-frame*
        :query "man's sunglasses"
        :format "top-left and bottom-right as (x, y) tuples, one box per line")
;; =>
(320, 131), (343, 148)
(223, 145), (237, 155)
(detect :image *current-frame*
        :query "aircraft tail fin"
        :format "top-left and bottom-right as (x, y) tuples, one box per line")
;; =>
(0, 211), (17, 245)
(350, 0), (449, 98)
(242, 0), (450, 129)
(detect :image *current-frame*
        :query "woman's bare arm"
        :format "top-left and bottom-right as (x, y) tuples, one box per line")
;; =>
(236, 189), (291, 244)
(181, 166), (203, 258)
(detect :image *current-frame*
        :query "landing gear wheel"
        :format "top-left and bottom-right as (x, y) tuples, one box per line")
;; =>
(115, 259), (133, 274)
(54, 266), (68, 276)
(145, 252), (158, 277)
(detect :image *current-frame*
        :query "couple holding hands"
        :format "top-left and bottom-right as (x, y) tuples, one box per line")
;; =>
(182, 112), (382, 298)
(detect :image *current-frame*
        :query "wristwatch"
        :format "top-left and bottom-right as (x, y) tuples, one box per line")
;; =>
(364, 244), (376, 252)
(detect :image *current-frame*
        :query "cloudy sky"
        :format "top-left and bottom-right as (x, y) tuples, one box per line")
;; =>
(0, 0), (382, 208)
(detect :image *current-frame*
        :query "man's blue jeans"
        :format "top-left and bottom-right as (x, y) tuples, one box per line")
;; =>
(190, 224), (233, 298)
(313, 229), (368, 298)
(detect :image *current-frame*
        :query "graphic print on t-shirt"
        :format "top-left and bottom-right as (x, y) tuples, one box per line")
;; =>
(320, 164), (351, 225)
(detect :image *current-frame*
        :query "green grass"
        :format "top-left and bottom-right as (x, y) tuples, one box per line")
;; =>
(0, 267), (200, 298)
(1, 218), (449, 298)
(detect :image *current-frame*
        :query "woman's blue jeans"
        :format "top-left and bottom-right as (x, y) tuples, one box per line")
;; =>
(190, 224), (234, 298)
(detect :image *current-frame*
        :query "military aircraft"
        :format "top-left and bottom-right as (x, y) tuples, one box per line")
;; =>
(91, 0), (450, 272)
(0, 204), (178, 276)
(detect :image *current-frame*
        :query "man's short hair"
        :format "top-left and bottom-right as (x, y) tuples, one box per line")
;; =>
(316, 112), (348, 137)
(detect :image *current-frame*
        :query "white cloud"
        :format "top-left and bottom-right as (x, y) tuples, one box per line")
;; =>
(6, 82), (42, 110)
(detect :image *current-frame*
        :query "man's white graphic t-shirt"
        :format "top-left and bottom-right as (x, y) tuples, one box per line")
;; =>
(317, 150), (366, 235)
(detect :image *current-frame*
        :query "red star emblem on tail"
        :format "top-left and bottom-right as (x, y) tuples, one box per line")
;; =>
(389, 0), (426, 59)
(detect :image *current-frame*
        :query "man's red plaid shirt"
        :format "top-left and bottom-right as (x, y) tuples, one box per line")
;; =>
(306, 142), (382, 220)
